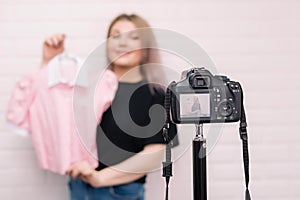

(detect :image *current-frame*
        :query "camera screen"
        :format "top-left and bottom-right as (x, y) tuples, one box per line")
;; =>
(179, 93), (210, 118)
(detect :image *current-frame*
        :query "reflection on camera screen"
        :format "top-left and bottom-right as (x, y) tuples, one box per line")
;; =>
(179, 93), (210, 118)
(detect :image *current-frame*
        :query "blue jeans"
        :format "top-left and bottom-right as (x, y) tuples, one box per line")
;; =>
(68, 177), (145, 200)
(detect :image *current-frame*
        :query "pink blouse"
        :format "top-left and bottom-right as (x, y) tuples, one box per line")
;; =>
(6, 57), (118, 174)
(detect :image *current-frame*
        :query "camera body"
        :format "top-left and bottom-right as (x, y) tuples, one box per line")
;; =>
(170, 67), (242, 124)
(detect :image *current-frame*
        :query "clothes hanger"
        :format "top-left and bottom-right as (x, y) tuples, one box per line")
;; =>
(57, 38), (78, 64)
(58, 52), (78, 64)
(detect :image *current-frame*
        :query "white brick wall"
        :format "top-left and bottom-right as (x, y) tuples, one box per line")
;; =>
(1, 0), (300, 199)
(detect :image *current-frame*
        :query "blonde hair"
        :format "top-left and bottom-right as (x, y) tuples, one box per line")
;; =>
(106, 13), (167, 92)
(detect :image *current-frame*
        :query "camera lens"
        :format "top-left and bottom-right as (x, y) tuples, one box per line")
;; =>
(218, 101), (233, 117)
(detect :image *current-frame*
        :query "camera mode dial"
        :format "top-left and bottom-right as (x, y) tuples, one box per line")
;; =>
(217, 100), (234, 117)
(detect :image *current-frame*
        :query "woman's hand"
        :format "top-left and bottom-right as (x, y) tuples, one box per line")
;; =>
(66, 161), (102, 188)
(66, 161), (93, 178)
(42, 33), (65, 66)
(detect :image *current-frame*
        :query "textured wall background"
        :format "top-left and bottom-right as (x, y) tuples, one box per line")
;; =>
(1, 0), (300, 199)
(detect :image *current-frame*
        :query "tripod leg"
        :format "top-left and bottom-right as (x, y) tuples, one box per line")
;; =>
(193, 137), (207, 200)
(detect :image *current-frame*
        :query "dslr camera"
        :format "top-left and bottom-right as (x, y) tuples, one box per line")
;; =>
(170, 67), (242, 124)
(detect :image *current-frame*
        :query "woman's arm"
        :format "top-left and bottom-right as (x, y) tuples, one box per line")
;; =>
(67, 143), (165, 187)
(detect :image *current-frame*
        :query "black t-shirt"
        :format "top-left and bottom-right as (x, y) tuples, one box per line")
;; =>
(96, 80), (177, 183)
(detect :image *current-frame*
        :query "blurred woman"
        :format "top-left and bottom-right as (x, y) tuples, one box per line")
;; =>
(44, 14), (177, 200)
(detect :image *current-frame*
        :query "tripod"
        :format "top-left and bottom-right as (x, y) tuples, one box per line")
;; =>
(193, 124), (207, 200)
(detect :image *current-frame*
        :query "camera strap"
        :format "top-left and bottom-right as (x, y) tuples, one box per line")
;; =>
(239, 85), (251, 200)
(162, 82), (175, 200)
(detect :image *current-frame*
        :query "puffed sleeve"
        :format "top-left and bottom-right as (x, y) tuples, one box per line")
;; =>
(94, 70), (118, 123)
(6, 76), (35, 132)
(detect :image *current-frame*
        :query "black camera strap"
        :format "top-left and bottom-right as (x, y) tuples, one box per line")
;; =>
(162, 82), (175, 200)
(239, 85), (251, 200)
